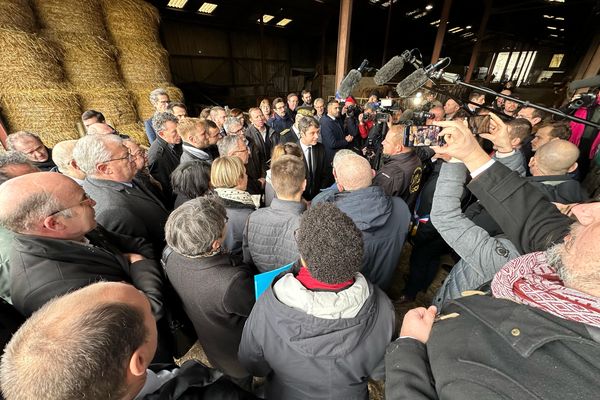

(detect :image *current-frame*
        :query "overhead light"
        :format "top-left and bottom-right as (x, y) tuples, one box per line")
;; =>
(430, 19), (440, 25)
(276, 18), (292, 27)
(547, 0), (565, 3)
(448, 26), (462, 33)
(451, 28), (465, 33)
(555, 16), (565, 20)
(465, 25), (472, 29)
(547, 26), (557, 30)
(261, 14), (274, 23)
(559, 28), (565, 31)
(167, 0), (188, 8)
(550, 34), (558, 37)
(543, 14), (554, 18)
(462, 32), (475, 38)
(198, 2), (218, 14)
(425, 4), (433, 10)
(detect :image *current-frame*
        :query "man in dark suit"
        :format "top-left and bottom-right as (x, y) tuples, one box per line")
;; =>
(73, 134), (170, 259)
(319, 100), (353, 168)
(148, 112), (182, 209)
(247, 107), (275, 164)
(298, 116), (330, 199)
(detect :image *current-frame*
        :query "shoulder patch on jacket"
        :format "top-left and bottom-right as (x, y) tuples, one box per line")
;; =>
(279, 128), (291, 136)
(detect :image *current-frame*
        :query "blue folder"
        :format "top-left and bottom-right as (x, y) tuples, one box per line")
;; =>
(254, 262), (294, 300)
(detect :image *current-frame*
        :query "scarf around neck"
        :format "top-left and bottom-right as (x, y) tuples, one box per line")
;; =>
(214, 187), (256, 208)
(491, 251), (600, 328)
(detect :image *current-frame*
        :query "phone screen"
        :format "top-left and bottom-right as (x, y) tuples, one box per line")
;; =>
(468, 115), (490, 135)
(403, 125), (444, 147)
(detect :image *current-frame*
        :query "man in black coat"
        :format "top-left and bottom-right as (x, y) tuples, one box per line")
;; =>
(298, 116), (330, 199)
(0, 172), (164, 318)
(247, 107), (275, 167)
(148, 112), (183, 208)
(319, 100), (353, 167)
(0, 282), (256, 400)
(6, 131), (56, 171)
(73, 134), (170, 259)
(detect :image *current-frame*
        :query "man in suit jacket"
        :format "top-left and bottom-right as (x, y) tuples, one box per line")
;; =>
(73, 134), (170, 259)
(247, 107), (275, 166)
(320, 100), (354, 167)
(298, 116), (330, 199)
(148, 112), (182, 209)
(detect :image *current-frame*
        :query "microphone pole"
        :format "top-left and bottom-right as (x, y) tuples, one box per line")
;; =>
(435, 73), (600, 129)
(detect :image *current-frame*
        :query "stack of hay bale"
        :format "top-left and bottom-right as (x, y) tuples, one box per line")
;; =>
(0, 0), (183, 147)
(103, 0), (183, 144)
(0, 0), (80, 147)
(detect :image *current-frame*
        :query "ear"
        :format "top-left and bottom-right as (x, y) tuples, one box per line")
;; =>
(42, 215), (65, 232)
(128, 348), (148, 378)
(96, 162), (109, 175)
(567, 162), (578, 173)
(69, 159), (81, 171)
(510, 137), (521, 148)
(301, 179), (307, 191)
(211, 239), (221, 252)
(532, 117), (541, 126)
(371, 169), (376, 178)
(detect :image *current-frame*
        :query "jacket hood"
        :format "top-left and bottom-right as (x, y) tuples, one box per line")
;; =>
(334, 186), (392, 231)
(262, 275), (380, 358)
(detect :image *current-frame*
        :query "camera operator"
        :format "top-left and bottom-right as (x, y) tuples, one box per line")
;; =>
(342, 97), (361, 148)
(358, 103), (377, 149)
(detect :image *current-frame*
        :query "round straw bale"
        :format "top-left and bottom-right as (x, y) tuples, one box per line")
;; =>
(0, 28), (65, 90)
(116, 122), (149, 147)
(0, 0), (36, 32)
(0, 89), (82, 147)
(78, 87), (139, 126)
(45, 32), (121, 88)
(102, 0), (159, 44)
(32, 0), (106, 37)
(130, 84), (184, 120)
(118, 42), (172, 86)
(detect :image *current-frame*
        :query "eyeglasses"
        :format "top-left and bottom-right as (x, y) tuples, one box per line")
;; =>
(100, 152), (133, 164)
(49, 192), (94, 217)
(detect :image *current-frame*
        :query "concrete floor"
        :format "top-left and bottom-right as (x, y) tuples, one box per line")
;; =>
(177, 242), (450, 399)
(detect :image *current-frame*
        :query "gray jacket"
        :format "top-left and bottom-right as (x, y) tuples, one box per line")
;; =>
(239, 275), (395, 400)
(430, 163), (520, 309)
(312, 186), (410, 290)
(242, 199), (305, 272)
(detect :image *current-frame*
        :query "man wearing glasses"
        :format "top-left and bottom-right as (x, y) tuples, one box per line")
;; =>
(0, 171), (164, 319)
(74, 134), (169, 259)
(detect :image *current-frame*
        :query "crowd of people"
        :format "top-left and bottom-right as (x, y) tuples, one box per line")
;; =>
(0, 82), (598, 399)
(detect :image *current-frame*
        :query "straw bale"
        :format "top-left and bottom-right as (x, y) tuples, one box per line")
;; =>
(33, 0), (106, 37)
(0, 89), (82, 147)
(0, 0), (36, 32)
(102, 0), (159, 43)
(116, 122), (149, 147)
(130, 84), (184, 120)
(78, 87), (139, 126)
(0, 28), (65, 90)
(45, 32), (121, 88)
(118, 42), (172, 86)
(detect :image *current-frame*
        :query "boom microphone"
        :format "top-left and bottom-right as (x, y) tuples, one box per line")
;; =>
(338, 59), (369, 99)
(395, 57), (451, 97)
(374, 55), (406, 85)
(568, 75), (600, 91)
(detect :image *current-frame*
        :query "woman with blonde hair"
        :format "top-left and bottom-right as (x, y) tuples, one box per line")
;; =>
(211, 156), (256, 261)
(264, 142), (303, 206)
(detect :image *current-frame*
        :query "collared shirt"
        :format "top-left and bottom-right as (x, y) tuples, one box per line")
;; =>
(293, 126), (301, 139)
(300, 141), (312, 161)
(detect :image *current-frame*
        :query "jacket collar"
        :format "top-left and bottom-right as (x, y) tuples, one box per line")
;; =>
(270, 198), (306, 214)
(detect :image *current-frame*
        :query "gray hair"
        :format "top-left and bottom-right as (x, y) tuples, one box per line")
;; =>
(73, 134), (123, 176)
(333, 150), (372, 190)
(298, 116), (319, 134)
(209, 106), (225, 119)
(223, 116), (242, 134)
(6, 131), (42, 151)
(332, 149), (358, 171)
(217, 135), (240, 157)
(50, 140), (78, 173)
(0, 191), (65, 233)
(0, 152), (33, 172)
(149, 88), (168, 105)
(151, 112), (178, 134)
(165, 196), (227, 257)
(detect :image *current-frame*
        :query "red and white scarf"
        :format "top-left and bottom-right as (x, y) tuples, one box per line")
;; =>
(491, 252), (600, 328)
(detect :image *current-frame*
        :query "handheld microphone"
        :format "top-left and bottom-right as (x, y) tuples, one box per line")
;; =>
(337, 59), (369, 99)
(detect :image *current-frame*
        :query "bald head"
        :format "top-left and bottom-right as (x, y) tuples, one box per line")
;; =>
(86, 122), (115, 136)
(530, 139), (579, 176)
(333, 150), (373, 191)
(0, 282), (153, 400)
(0, 172), (86, 234)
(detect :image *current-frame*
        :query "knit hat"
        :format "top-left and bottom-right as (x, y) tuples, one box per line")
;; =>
(345, 96), (357, 105)
(296, 203), (364, 284)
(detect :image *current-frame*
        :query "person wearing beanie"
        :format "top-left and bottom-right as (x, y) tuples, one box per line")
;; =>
(239, 203), (396, 400)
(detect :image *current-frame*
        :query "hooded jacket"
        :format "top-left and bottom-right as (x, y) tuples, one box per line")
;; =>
(312, 186), (410, 289)
(238, 273), (395, 400)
